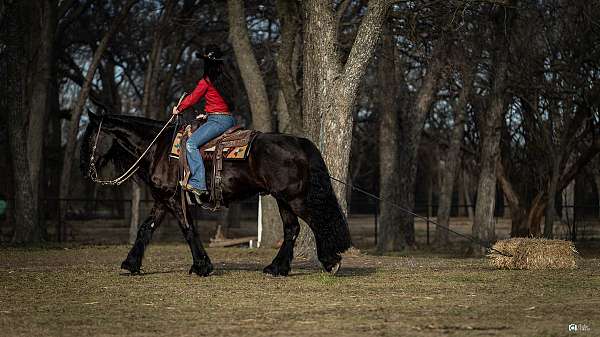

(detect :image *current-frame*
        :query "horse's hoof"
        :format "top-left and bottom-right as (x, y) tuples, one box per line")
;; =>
(189, 263), (213, 277)
(263, 263), (289, 277)
(121, 259), (141, 274)
(322, 257), (341, 275)
(328, 262), (341, 275)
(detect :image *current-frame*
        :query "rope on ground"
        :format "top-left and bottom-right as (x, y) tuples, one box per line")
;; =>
(328, 175), (513, 257)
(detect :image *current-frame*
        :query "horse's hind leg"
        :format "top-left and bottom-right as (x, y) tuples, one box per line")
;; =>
(168, 202), (213, 277)
(121, 203), (166, 274)
(263, 199), (300, 277)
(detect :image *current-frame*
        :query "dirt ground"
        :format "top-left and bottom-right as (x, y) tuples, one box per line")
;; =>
(0, 245), (598, 337)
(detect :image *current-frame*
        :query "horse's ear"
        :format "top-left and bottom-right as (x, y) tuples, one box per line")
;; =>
(88, 110), (100, 125)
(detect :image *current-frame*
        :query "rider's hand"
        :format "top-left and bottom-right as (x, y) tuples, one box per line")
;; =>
(172, 106), (181, 115)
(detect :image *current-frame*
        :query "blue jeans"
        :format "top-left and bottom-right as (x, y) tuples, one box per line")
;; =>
(186, 114), (236, 190)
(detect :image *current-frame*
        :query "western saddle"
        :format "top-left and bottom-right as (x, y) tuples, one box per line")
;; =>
(170, 119), (259, 209)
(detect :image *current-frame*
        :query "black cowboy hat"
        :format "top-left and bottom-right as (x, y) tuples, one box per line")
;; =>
(196, 44), (224, 61)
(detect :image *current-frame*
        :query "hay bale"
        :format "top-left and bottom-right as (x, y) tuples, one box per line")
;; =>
(487, 238), (579, 270)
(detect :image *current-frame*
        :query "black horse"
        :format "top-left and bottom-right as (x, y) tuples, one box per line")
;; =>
(80, 113), (352, 276)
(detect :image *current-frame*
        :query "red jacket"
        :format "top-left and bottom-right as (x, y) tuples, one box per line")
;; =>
(177, 78), (230, 113)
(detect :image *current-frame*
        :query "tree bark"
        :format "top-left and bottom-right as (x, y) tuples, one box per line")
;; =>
(397, 55), (443, 247)
(463, 170), (475, 220)
(472, 60), (507, 254)
(227, 0), (281, 248)
(561, 180), (575, 227)
(543, 160), (561, 238)
(472, 105), (505, 251)
(299, 0), (391, 257)
(275, 0), (302, 136)
(59, 0), (137, 200)
(595, 174), (600, 220)
(26, 1), (57, 240)
(497, 160), (528, 237)
(4, 2), (39, 243)
(435, 67), (471, 247)
(227, 0), (272, 132)
(376, 20), (402, 252)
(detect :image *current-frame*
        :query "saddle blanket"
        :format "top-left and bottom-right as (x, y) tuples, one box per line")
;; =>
(169, 129), (255, 161)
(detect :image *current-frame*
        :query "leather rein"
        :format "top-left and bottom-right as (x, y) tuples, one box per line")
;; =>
(88, 114), (175, 186)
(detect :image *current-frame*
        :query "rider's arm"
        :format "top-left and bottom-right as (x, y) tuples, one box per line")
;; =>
(176, 79), (209, 112)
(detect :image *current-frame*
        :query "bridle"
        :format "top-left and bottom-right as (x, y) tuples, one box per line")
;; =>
(88, 93), (186, 186)
(88, 115), (175, 186)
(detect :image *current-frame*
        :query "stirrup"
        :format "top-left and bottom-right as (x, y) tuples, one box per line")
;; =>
(184, 189), (206, 206)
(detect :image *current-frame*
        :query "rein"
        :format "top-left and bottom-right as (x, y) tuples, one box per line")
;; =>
(88, 114), (175, 186)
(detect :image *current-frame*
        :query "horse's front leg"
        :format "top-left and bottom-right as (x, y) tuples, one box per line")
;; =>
(121, 203), (166, 274)
(167, 200), (213, 277)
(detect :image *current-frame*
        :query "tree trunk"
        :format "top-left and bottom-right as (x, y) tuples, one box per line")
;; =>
(463, 170), (475, 220)
(561, 180), (575, 228)
(435, 68), (471, 247)
(497, 160), (528, 237)
(59, 0), (137, 200)
(543, 161), (561, 238)
(397, 58), (442, 247)
(376, 21), (402, 252)
(227, 0), (282, 248)
(472, 66), (507, 254)
(25, 0), (57, 240)
(227, 0), (272, 132)
(4, 2), (39, 243)
(275, 0), (302, 136)
(299, 0), (390, 257)
(527, 193), (546, 237)
(595, 174), (600, 219)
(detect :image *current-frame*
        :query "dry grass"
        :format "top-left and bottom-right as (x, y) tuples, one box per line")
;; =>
(488, 238), (579, 270)
(0, 244), (599, 337)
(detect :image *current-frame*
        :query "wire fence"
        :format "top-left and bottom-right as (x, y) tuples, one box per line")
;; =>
(0, 198), (599, 245)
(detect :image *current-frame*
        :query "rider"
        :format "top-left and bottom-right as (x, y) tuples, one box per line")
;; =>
(172, 45), (236, 198)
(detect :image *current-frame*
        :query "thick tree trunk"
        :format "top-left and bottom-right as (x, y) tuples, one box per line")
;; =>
(26, 1), (56, 239)
(376, 21), (402, 252)
(4, 2), (40, 242)
(472, 65), (507, 254)
(59, 0), (137, 200)
(435, 69), (471, 247)
(299, 0), (390, 258)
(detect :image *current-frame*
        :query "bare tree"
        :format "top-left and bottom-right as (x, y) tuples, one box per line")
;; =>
(59, 0), (137, 201)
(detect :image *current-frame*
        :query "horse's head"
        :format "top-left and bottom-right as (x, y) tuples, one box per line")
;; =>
(80, 111), (120, 180)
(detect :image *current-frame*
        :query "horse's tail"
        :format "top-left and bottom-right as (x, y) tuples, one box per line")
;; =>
(300, 138), (352, 255)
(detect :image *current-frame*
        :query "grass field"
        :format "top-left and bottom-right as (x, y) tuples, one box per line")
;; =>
(1, 245), (598, 337)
